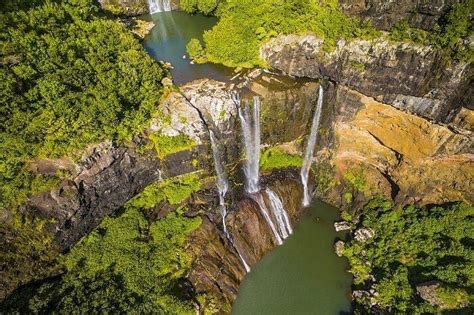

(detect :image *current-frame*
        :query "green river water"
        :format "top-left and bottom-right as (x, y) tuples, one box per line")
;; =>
(232, 201), (352, 315)
(141, 11), (232, 84)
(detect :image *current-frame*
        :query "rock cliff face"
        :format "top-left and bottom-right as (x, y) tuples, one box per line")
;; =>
(261, 34), (473, 123)
(338, 0), (457, 31)
(323, 86), (473, 209)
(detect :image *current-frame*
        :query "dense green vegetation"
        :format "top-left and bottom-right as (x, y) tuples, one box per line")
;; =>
(188, 0), (473, 67)
(260, 147), (303, 171)
(342, 201), (474, 313)
(188, 0), (378, 67)
(2, 173), (203, 313)
(148, 133), (196, 159)
(181, 0), (223, 15)
(0, 0), (167, 210)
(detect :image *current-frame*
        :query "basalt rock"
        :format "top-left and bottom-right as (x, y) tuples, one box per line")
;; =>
(261, 34), (472, 123)
(338, 0), (457, 31)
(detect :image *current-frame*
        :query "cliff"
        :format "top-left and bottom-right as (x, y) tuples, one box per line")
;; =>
(339, 0), (458, 30)
(261, 34), (473, 123)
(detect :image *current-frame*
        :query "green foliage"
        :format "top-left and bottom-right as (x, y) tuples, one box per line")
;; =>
(200, 0), (379, 68)
(0, 0), (167, 210)
(343, 202), (474, 313)
(390, 19), (430, 44)
(186, 38), (206, 62)
(388, 1), (474, 62)
(148, 133), (196, 159)
(259, 147), (303, 171)
(343, 169), (366, 192)
(181, 0), (222, 15)
(129, 172), (202, 208)
(343, 192), (353, 204)
(3, 178), (202, 313)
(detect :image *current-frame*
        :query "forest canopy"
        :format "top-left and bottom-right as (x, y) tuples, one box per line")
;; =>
(0, 0), (167, 210)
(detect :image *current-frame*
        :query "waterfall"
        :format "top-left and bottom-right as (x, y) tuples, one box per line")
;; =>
(209, 129), (250, 272)
(251, 193), (283, 245)
(209, 130), (229, 235)
(236, 95), (261, 194)
(301, 85), (324, 207)
(265, 188), (293, 238)
(147, 0), (171, 13)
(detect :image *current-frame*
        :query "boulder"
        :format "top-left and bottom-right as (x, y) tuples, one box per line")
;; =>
(355, 228), (375, 243)
(334, 240), (345, 257)
(334, 221), (352, 232)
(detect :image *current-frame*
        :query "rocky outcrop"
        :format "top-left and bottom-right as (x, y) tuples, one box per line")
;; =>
(339, 0), (457, 31)
(322, 86), (473, 207)
(261, 34), (472, 123)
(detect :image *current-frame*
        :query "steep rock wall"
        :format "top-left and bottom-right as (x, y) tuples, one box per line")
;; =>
(261, 34), (473, 123)
(339, 0), (458, 31)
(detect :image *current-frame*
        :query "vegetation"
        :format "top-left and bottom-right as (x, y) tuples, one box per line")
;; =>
(259, 147), (303, 171)
(389, 0), (474, 62)
(342, 201), (474, 313)
(0, 0), (167, 210)
(186, 38), (206, 63)
(181, 0), (223, 15)
(2, 174), (203, 313)
(148, 133), (196, 159)
(193, 0), (379, 68)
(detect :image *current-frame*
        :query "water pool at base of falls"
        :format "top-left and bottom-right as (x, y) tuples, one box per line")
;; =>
(232, 200), (352, 315)
(140, 11), (233, 84)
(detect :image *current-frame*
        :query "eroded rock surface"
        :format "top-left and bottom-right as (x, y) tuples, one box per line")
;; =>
(261, 34), (472, 122)
(339, 0), (457, 30)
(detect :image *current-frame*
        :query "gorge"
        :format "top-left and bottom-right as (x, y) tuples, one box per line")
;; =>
(0, 1), (473, 314)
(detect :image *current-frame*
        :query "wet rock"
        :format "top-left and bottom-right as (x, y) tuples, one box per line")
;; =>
(334, 240), (345, 257)
(355, 228), (375, 243)
(334, 221), (352, 232)
(187, 174), (303, 312)
(261, 34), (472, 122)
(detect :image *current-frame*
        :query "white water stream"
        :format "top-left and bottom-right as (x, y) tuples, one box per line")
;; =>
(301, 86), (324, 207)
(147, 0), (171, 13)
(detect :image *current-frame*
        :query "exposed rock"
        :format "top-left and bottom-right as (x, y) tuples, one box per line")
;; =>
(339, 0), (457, 31)
(261, 34), (472, 122)
(334, 240), (345, 257)
(416, 281), (443, 307)
(334, 221), (352, 232)
(355, 228), (375, 243)
(328, 87), (474, 206)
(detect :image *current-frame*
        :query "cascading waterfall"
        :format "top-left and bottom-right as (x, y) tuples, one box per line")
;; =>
(234, 93), (293, 245)
(147, 0), (171, 14)
(209, 129), (250, 272)
(301, 85), (324, 207)
(236, 95), (261, 194)
(265, 188), (293, 239)
(252, 193), (283, 245)
(209, 130), (229, 235)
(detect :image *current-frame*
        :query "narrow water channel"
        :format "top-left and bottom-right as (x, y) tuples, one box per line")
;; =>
(141, 11), (233, 84)
(232, 200), (352, 315)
